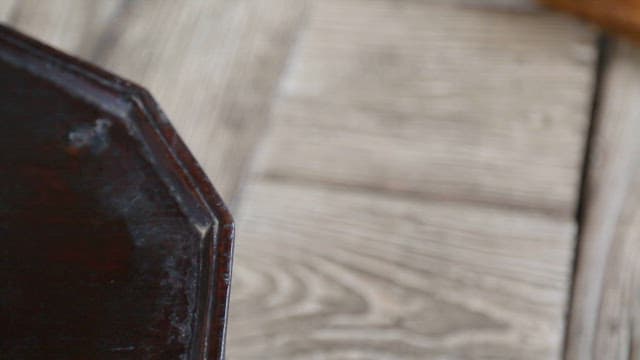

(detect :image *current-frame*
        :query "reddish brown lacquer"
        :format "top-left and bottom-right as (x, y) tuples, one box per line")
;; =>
(0, 25), (234, 359)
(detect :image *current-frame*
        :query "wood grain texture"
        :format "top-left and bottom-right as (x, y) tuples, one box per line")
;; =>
(228, 0), (596, 358)
(258, 0), (595, 218)
(229, 181), (576, 359)
(0, 0), (15, 21)
(565, 40), (640, 360)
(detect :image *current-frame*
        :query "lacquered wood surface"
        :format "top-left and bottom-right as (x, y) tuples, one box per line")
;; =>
(0, 26), (233, 359)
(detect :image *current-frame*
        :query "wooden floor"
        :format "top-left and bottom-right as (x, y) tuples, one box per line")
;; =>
(3, 1), (640, 359)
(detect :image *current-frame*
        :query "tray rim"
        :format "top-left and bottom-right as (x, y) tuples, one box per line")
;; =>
(0, 24), (235, 360)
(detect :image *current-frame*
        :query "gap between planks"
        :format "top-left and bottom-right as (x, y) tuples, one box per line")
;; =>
(565, 38), (640, 360)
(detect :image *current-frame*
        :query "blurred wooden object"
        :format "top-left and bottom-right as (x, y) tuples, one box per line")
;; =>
(539, 0), (640, 40)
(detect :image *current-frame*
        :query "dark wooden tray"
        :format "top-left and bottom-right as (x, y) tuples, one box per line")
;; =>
(0, 25), (234, 359)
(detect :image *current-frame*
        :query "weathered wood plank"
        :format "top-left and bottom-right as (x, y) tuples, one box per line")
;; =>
(565, 39), (640, 360)
(228, 0), (596, 359)
(0, 0), (16, 21)
(95, 0), (308, 203)
(257, 0), (595, 217)
(228, 180), (576, 359)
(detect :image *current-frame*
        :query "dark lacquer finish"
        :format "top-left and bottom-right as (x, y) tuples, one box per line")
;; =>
(0, 25), (234, 359)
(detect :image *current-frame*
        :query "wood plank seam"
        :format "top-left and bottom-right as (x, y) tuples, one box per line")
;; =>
(562, 33), (611, 360)
(564, 38), (640, 360)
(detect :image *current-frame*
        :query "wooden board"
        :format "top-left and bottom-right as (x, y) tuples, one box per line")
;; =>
(257, 0), (595, 217)
(0, 0), (15, 21)
(565, 39), (640, 360)
(229, 181), (576, 359)
(228, 0), (596, 358)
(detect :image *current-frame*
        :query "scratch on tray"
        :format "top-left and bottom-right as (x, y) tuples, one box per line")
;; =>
(109, 345), (136, 352)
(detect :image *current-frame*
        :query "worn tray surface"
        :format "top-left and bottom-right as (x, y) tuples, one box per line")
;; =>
(0, 26), (233, 359)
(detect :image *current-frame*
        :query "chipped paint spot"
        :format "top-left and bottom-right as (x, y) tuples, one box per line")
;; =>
(194, 222), (210, 239)
(68, 118), (112, 154)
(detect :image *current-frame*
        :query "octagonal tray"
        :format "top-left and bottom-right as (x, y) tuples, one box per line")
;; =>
(0, 25), (234, 359)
